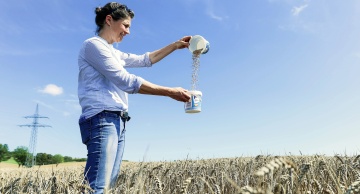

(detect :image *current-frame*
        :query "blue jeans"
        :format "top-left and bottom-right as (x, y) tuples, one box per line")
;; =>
(79, 111), (126, 193)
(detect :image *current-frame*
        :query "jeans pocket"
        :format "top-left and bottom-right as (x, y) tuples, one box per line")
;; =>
(79, 118), (91, 144)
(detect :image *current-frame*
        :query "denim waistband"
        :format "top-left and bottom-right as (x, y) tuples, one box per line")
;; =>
(79, 110), (131, 124)
(102, 110), (131, 122)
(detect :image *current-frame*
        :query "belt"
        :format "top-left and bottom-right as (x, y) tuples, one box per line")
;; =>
(103, 110), (131, 122)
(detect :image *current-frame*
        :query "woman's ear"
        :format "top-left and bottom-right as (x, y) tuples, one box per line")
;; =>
(105, 15), (112, 26)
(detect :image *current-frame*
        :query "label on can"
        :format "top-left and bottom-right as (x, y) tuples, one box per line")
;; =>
(184, 91), (202, 113)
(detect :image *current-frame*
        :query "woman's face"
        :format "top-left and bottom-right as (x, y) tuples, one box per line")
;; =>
(109, 16), (131, 43)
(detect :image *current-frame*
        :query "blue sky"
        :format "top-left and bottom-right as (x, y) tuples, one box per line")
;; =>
(0, 0), (359, 162)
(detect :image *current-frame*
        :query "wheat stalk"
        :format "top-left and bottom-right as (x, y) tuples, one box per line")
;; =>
(180, 177), (192, 194)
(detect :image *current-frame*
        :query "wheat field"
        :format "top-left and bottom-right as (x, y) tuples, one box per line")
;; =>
(1, 155), (359, 194)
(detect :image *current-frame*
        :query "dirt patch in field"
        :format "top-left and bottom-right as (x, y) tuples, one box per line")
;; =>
(0, 162), (87, 170)
(0, 163), (19, 169)
(34, 162), (87, 169)
(0, 161), (133, 170)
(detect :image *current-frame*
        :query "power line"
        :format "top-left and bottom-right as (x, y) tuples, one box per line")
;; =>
(18, 104), (51, 167)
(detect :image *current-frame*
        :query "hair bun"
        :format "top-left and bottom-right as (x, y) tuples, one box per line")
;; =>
(95, 7), (102, 14)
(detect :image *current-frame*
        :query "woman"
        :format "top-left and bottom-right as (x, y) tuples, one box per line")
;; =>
(78, 2), (190, 193)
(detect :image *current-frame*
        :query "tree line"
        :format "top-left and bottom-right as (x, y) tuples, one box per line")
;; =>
(0, 143), (86, 167)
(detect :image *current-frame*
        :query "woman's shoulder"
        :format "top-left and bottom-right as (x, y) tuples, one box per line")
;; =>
(82, 36), (109, 49)
(84, 36), (104, 44)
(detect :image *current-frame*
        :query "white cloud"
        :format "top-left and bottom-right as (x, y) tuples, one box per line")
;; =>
(182, 0), (227, 22)
(291, 4), (308, 16)
(38, 84), (63, 96)
(206, 10), (225, 21)
(64, 95), (82, 111)
(34, 100), (72, 117)
(204, 0), (228, 21)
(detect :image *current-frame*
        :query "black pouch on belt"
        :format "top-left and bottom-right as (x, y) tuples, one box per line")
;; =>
(120, 112), (131, 123)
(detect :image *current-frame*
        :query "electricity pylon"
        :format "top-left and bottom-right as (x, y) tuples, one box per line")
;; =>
(19, 104), (51, 167)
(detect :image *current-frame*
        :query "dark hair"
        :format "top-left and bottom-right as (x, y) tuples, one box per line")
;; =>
(95, 2), (134, 34)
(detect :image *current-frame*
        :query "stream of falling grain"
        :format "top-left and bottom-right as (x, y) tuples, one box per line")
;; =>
(191, 50), (201, 91)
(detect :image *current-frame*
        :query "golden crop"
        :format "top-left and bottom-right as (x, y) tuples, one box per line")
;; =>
(1, 155), (359, 194)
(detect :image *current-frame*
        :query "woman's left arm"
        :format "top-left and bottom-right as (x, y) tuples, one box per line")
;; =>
(149, 36), (191, 64)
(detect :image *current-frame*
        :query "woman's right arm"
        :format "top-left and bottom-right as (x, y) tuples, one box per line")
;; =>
(138, 80), (190, 102)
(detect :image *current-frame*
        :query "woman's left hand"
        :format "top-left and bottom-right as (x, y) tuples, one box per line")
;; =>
(149, 35), (192, 64)
(174, 36), (191, 49)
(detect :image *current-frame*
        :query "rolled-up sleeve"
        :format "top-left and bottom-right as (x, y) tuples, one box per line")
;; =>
(118, 51), (152, 68)
(83, 39), (144, 94)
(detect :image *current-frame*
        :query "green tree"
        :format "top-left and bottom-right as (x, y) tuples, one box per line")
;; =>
(73, 158), (87, 162)
(36, 153), (53, 165)
(12, 146), (28, 167)
(64, 156), (73, 162)
(52, 154), (64, 166)
(0, 144), (11, 162)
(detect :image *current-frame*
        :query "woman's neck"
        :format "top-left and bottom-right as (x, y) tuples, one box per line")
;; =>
(98, 31), (113, 44)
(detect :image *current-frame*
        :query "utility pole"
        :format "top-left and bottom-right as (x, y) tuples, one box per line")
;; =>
(19, 104), (51, 167)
